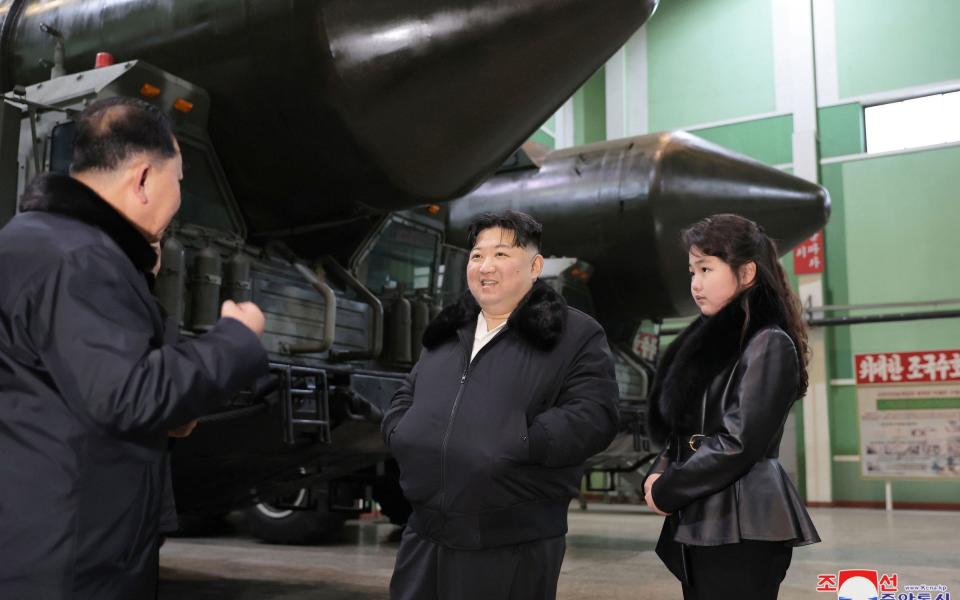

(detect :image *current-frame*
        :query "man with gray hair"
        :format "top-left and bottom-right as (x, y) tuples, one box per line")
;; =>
(382, 210), (620, 599)
(0, 96), (267, 598)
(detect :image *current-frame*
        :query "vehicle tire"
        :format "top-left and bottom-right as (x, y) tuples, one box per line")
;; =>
(244, 488), (346, 545)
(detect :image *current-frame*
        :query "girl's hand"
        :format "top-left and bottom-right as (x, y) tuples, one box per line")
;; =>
(169, 419), (198, 438)
(643, 473), (671, 516)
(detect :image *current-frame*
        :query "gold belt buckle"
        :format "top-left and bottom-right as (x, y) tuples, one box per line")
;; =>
(688, 434), (706, 451)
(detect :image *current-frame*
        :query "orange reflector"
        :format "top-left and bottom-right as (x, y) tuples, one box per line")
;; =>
(427, 204), (441, 215)
(140, 83), (161, 98)
(173, 98), (194, 114)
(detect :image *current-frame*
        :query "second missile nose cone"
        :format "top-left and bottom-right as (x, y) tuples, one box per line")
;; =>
(657, 132), (830, 255)
(449, 130), (831, 322)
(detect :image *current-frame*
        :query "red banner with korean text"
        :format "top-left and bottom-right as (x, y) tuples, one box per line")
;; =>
(633, 332), (659, 362)
(793, 231), (824, 274)
(855, 350), (960, 385)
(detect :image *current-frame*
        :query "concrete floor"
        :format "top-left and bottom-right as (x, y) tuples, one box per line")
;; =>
(159, 505), (960, 599)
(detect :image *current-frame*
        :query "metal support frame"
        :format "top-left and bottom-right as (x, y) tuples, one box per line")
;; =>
(323, 256), (383, 361)
(0, 99), (21, 226)
(807, 309), (960, 327)
(805, 298), (960, 327)
(661, 306), (960, 333)
(273, 362), (331, 446)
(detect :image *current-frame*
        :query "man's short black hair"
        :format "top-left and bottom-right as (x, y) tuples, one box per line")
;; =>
(466, 210), (542, 251)
(71, 96), (177, 173)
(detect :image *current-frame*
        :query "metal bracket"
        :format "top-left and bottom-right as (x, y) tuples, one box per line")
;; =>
(272, 362), (332, 445)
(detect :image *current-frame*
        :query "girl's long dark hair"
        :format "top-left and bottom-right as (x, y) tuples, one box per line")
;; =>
(681, 214), (810, 398)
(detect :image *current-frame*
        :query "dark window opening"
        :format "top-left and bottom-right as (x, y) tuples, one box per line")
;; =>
(175, 141), (239, 235)
(357, 220), (441, 296)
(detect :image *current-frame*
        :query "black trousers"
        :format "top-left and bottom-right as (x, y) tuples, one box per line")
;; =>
(681, 540), (793, 600)
(389, 526), (566, 600)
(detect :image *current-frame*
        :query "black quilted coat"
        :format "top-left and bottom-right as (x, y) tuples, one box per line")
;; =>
(382, 281), (619, 550)
(0, 174), (267, 599)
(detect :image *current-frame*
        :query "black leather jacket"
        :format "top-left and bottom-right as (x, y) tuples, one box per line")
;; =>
(644, 290), (819, 578)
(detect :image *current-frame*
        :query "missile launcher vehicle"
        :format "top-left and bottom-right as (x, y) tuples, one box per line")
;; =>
(1, 0), (827, 543)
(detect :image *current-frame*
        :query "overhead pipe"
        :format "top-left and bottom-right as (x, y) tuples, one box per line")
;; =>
(806, 310), (960, 327)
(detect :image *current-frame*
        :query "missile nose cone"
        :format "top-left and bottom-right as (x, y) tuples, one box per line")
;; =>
(325, 0), (660, 202)
(448, 130), (832, 324)
(657, 132), (830, 254)
(3, 0), (659, 232)
(820, 186), (833, 223)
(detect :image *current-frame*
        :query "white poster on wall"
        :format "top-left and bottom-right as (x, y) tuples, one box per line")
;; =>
(857, 383), (960, 480)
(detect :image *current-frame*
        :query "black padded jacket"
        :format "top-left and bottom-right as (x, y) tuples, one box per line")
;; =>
(0, 174), (268, 599)
(381, 281), (619, 550)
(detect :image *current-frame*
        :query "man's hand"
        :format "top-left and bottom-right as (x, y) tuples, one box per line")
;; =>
(168, 419), (198, 438)
(643, 473), (670, 516)
(221, 300), (265, 337)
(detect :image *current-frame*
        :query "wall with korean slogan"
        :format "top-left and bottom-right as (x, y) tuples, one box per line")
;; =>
(638, 0), (960, 508)
(815, 0), (960, 507)
(528, 0), (960, 506)
(820, 145), (960, 506)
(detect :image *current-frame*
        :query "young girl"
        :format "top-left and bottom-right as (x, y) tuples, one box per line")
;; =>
(643, 214), (820, 599)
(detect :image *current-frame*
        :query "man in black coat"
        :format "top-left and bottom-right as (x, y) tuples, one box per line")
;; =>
(381, 210), (619, 600)
(0, 97), (268, 598)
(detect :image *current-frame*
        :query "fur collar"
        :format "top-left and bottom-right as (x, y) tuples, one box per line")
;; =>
(19, 173), (157, 274)
(646, 286), (789, 445)
(423, 279), (567, 351)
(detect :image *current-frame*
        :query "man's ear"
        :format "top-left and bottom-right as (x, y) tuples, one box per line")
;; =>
(531, 254), (544, 279)
(132, 162), (151, 204)
(740, 261), (757, 288)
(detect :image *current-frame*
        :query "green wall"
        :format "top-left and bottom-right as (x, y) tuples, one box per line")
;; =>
(532, 114), (557, 150)
(530, 128), (555, 150)
(529, 0), (960, 506)
(690, 115), (793, 166)
(818, 104), (865, 158)
(821, 147), (960, 503)
(821, 163), (853, 382)
(573, 67), (607, 145)
(834, 0), (960, 99)
(645, 0), (776, 131)
(840, 147), (960, 353)
(659, 0), (960, 506)
(529, 68), (605, 150)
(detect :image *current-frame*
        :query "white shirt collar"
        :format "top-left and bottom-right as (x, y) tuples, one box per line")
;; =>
(475, 311), (508, 341)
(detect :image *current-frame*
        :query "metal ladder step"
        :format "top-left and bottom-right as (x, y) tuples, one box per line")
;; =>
(271, 362), (332, 445)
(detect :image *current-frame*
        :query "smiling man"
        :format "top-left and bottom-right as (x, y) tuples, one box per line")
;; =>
(381, 210), (619, 600)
